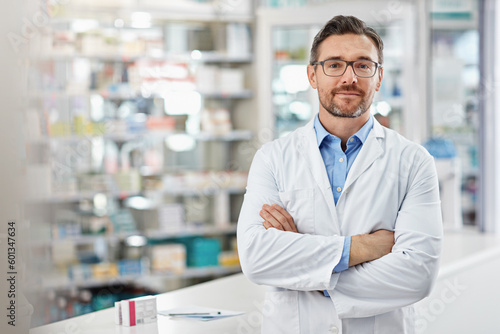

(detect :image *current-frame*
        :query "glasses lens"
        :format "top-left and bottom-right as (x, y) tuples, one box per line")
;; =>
(323, 60), (346, 76)
(353, 61), (377, 77)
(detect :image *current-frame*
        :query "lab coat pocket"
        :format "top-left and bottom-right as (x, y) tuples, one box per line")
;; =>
(261, 290), (299, 334)
(278, 188), (315, 234)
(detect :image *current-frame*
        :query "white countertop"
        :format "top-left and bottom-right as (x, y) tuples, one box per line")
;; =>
(30, 227), (500, 334)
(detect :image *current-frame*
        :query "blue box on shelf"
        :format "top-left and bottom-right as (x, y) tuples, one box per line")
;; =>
(118, 258), (145, 277)
(188, 238), (221, 267)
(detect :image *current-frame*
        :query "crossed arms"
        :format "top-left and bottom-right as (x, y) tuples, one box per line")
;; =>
(260, 203), (394, 267)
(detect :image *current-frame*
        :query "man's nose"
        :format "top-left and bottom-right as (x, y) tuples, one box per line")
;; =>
(341, 64), (358, 84)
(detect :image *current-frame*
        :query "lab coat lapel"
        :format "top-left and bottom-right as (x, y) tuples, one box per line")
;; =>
(297, 120), (340, 230)
(343, 119), (385, 192)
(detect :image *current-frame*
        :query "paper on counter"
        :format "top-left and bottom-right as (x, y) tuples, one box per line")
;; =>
(158, 305), (244, 321)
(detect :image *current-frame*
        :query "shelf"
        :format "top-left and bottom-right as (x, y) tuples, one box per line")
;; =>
(48, 224), (238, 245)
(38, 265), (242, 290)
(144, 224), (238, 240)
(200, 90), (253, 99)
(51, 1), (254, 23)
(149, 265), (241, 280)
(29, 89), (253, 100)
(28, 129), (253, 144)
(160, 187), (245, 196)
(25, 190), (141, 204)
(36, 52), (253, 64)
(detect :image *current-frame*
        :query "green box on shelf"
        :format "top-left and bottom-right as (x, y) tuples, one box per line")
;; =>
(188, 237), (221, 267)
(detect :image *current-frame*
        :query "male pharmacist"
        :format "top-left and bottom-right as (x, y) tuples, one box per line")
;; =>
(237, 15), (442, 333)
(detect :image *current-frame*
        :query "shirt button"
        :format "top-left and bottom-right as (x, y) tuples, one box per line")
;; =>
(336, 187), (342, 192)
(349, 138), (354, 142)
(329, 326), (339, 334)
(339, 157), (344, 163)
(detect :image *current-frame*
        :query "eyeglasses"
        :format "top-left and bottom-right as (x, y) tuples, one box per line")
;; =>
(312, 59), (381, 78)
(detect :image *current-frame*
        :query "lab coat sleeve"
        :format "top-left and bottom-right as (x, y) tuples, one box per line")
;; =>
(237, 148), (345, 291)
(329, 154), (443, 318)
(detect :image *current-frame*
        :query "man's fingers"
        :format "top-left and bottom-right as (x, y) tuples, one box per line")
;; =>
(271, 204), (297, 232)
(260, 204), (297, 232)
(260, 209), (285, 230)
(263, 220), (283, 231)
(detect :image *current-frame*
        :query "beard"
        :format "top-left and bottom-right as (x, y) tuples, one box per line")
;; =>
(319, 85), (369, 118)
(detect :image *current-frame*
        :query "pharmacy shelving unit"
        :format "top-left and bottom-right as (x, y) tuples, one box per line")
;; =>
(24, 0), (256, 326)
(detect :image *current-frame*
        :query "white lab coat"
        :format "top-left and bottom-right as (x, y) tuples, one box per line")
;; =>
(237, 117), (442, 334)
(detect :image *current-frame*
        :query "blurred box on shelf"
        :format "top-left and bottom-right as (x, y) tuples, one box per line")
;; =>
(118, 258), (149, 277)
(129, 207), (158, 232)
(219, 68), (245, 94)
(92, 293), (117, 312)
(53, 222), (81, 239)
(126, 114), (147, 134)
(68, 263), (93, 281)
(110, 209), (137, 233)
(78, 173), (109, 193)
(228, 171), (248, 189)
(81, 216), (112, 235)
(92, 263), (119, 279)
(201, 108), (233, 135)
(146, 116), (176, 131)
(214, 191), (230, 228)
(52, 30), (76, 56)
(158, 203), (186, 233)
(49, 121), (72, 137)
(112, 169), (142, 193)
(196, 66), (245, 94)
(196, 65), (218, 94)
(52, 178), (79, 198)
(188, 238), (221, 267)
(226, 23), (251, 57)
(151, 243), (186, 274)
(219, 250), (240, 267)
(105, 119), (128, 136)
(52, 240), (78, 267)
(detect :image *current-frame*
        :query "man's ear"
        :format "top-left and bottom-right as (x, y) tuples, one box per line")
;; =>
(375, 67), (384, 92)
(307, 64), (318, 89)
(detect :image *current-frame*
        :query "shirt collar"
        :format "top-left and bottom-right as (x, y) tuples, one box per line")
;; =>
(314, 113), (374, 147)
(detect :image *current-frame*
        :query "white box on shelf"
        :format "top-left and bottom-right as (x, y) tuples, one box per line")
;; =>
(158, 203), (185, 232)
(226, 23), (251, 57)
(151, 243), (186, 274)
(218, 68), (244, 94)
(196, 65), (218, 94)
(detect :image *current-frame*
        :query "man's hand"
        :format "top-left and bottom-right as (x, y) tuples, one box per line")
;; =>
(260, 204), (298, 232)
(349, 230), (395, 267)
(260, 205), (394, 267)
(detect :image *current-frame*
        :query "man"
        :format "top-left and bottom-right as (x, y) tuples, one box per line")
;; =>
(237, 15), (442, 333)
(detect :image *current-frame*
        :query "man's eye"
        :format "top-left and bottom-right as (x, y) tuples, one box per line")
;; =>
(356, 62), (372, 70)
(328, 62), (342, 68)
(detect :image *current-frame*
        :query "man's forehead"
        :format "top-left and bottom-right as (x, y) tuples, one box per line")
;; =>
(318, 34), (378, 59)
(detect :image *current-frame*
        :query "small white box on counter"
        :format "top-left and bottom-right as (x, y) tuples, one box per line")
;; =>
(115, 296), (157, 326)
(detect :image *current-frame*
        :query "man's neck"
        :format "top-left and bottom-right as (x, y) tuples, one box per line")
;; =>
(318, 110), (370, 150)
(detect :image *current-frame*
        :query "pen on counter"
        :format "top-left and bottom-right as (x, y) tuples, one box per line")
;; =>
(168, 312), (221, 316)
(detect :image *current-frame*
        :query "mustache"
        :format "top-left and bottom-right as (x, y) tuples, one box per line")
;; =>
(331, 85), (364, 95)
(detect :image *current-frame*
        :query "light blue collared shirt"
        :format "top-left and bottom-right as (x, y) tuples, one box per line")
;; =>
(314, 113), (374, 274)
